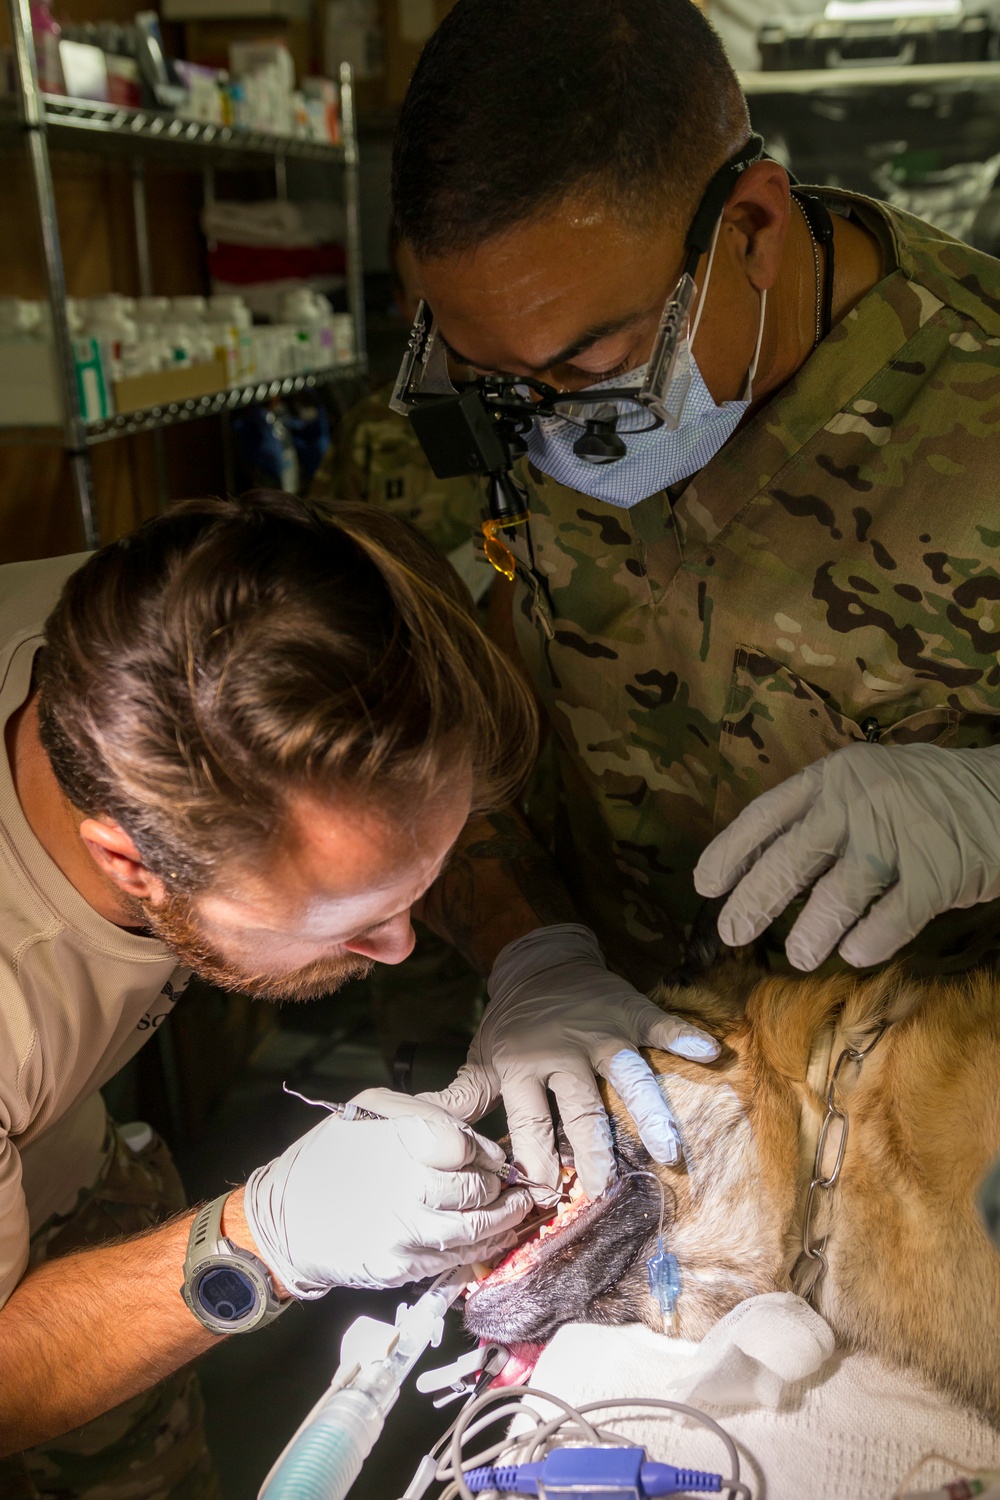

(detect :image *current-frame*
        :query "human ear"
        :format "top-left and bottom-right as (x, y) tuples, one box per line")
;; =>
(720, 160), (791, 294)
(79, 817), (167, 903)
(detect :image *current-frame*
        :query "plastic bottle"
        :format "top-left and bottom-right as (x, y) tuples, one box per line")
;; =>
(172, 295), (207, 324)
(82, 299), (139, 382)
(332, 313), (355, 367)
(270, 404), (300, 493)
(30, 0), (63, 95)
(0, 298), (44, 339)
(136, 296), (171, 331)
(207, 294), (254, 383)
(278, 289), (335, 372)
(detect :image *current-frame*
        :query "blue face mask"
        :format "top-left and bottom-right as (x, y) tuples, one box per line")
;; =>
(523, 237), (767, 510)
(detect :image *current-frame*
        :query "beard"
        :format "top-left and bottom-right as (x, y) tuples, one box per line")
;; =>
(125, 887), (374, 1002)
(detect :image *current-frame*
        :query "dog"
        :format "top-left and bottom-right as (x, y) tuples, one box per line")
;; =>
(464, 946), (1000, 1425)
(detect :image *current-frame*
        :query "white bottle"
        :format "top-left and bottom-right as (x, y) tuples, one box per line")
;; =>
(82, 301), (139, 382)
(332, 313), (355, 367)
(171, 295), (207, 325)
(0, 298), (44, 339)
(161, 320), (195, 370)
(136, 296), (171, 332)
(208, 295), (255, 380)
(278, 289), (336, 371)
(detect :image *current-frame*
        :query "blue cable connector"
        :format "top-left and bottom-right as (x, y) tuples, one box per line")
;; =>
(647, 1238), (682, 1322)
(464, 1445), (722, 1495)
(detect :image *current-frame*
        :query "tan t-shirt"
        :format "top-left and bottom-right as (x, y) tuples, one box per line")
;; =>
(0, 554), (191, 1307)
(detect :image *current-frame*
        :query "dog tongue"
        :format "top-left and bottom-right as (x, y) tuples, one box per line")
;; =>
(484, 1340), (546, 1388)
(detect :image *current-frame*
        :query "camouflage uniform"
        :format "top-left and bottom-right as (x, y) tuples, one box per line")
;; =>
(313, 381), (488, 554)
(497, 191), (1000, 990)
(0, 1116), (220, 1500)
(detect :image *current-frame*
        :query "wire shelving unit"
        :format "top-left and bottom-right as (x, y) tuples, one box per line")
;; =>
(1, 0), (368, 547)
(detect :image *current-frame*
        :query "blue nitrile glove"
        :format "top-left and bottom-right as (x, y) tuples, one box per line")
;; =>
(695, 742), (1000, 971)
(420, 925), (719, 1203)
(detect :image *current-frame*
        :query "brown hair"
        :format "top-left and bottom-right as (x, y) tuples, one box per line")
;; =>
(37, 491), (537, 891)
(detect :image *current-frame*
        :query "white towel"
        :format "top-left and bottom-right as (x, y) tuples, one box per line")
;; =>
(200, 199), (346, 249)
(520, 1295), (1000, 1499)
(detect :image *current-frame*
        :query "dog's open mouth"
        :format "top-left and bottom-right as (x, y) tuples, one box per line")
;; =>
(465, 1166), (593, 1385)
(473, 1167), (591, 1290)
(463, 1161), (656, 1385)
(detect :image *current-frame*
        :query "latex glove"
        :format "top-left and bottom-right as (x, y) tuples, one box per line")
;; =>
(420, 924), (720, 1202)
(695, 742), (1000, 972)
(243, 1089), (532, 1295)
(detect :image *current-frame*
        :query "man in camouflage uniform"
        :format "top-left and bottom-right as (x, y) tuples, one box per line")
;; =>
(495, 191), (1000, 991)
(315, 383), (487, 561)
(378, 0), (1000, 1201)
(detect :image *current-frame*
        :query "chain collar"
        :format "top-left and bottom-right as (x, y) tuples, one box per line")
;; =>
(793, 1022), (889, 1297)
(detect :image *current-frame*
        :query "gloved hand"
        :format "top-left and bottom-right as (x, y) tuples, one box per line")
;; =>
(694, 742), (1000, 971)
(243, 1089), (532, 1295)
(420, 924), (720, 1203)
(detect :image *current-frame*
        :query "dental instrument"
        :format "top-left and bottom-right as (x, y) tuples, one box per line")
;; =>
(281, 1084), (553, 1191)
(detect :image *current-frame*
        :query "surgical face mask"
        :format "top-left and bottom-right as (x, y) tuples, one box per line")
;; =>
(524, 224), (767, 509)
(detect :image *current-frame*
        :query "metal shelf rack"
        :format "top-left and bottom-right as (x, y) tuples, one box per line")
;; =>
(0, 94), (353, 162)
(0, 365), (364, 444)
(2, 0), (368, 547)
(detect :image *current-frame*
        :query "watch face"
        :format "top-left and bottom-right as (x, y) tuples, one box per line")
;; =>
(197, 1265), (257, 1324)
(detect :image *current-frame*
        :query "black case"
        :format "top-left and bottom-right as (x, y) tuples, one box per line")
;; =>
(759, 6), (1000, 69)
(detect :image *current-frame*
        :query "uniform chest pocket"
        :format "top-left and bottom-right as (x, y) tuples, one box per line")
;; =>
(713, 644), (1000, 835)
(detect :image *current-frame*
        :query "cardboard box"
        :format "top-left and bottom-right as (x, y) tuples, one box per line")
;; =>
(384, 0), (454, 103)
(113, 358), (230, 414)
(0, 339), (111, 426)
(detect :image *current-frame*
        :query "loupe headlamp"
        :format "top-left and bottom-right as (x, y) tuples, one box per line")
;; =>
(390, 133), (764, 572)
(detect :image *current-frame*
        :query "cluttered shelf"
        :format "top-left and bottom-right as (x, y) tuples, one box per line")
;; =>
(0, 93), (347, 163)
(0, 363), (364, 445)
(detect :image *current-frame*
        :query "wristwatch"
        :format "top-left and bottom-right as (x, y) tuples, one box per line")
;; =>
(181, 1193), (289, 1335)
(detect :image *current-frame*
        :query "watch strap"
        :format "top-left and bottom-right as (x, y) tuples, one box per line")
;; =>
(181, 1192), (289, 1336)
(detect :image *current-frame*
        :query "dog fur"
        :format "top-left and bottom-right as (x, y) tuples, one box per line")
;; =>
(465, 957), (1000, 1425)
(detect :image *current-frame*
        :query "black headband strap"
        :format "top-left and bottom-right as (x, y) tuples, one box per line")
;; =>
(685, 132), (766, 263)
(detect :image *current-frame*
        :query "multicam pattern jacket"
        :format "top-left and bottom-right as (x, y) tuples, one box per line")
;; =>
(312, 380), (487, 555)
(500, 190), (1000, 989)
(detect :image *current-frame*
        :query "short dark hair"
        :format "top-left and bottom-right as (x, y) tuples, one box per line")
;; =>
(38, 492), (537, 890)
(392, 0), (751, 259)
